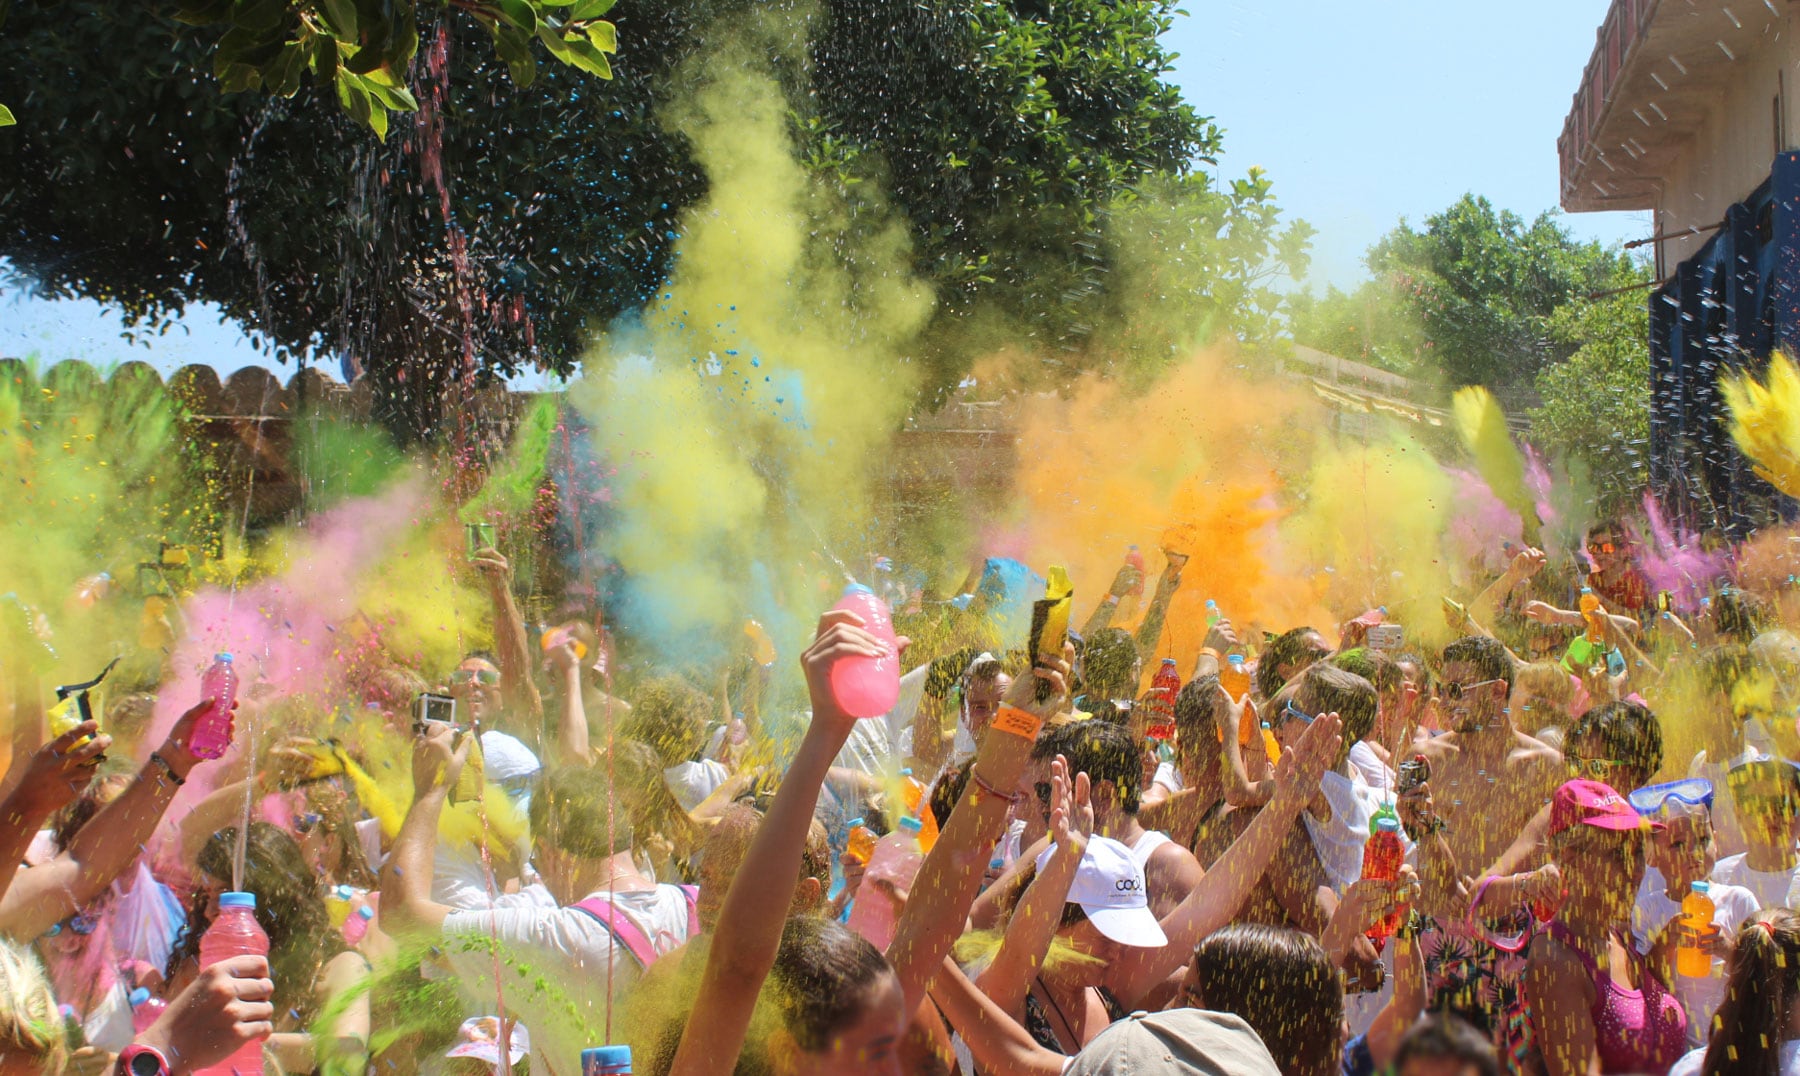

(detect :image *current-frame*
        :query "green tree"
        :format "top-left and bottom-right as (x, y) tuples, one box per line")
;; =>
(1528, 259), (1652, 515)
(0, 0), (1299, 438)
(1293, 194), (1633, 390)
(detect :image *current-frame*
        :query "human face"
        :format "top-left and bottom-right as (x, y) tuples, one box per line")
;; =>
(1732, 772), (1800, 852)
(780, 970), (907, 1076)
(1558, 826), (1646, 923)
(1587, 532), (1626, 574)
(1064, 916), (1122, 968)
(449, 658), (502, 723)
(1649, 811), (1717, 889)
(1440, 660), (1506, 733)
(964, 673), (1012, 741)
(1273, 692), (1314, 753)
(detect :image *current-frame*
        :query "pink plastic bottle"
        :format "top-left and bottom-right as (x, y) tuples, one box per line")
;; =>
(128, 987), (166, 1035)
(343, 903), (374, 946)
(827, 585), (900, 718)
(189, 653), (239, 760)
(845, 816), (924, 951)
(196, 891), (269, 1076)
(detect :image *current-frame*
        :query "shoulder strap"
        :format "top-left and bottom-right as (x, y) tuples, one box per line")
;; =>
(570, 896), (657, 969)
(679, 884), (699, 938)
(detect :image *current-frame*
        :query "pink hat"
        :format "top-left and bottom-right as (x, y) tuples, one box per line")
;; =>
(1549, 779), (1661, 836)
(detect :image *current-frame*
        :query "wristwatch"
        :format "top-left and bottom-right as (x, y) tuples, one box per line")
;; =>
(116, 1044), (172, 1076)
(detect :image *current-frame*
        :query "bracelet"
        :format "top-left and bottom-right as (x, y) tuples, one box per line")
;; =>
(968, 766), (1023, 807)
(148, 752), (186, 787)
(1198, 647), (1222, 663)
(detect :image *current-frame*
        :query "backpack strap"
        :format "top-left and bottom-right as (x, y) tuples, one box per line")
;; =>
(570, 896), (657, 969)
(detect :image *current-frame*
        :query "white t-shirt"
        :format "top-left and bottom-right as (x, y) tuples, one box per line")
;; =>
(1669, 1039), (1800, 1076)
(442, 885), (694, 1068)
(1632, 867), (1760, 1048)
(663, 758), (730, 813)
(1301, 769), (1413, 893)
(1711, 853), (1800, 911)
(1347, 740), (1393, 795)
(1152, 762), (1184, 795)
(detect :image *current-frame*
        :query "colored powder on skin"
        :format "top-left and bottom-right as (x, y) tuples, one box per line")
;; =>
(568, 30), (932, 662)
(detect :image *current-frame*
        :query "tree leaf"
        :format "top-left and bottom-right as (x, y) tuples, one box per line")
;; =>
(318, 0), (357, 39)
(0, 104), (13, 127)
(230, 0), (287, 33)
(569, 0), (615, 20)
(563, 35), (612, 79)
(583, 20), (616, 53)
(493, 0), (537, 33)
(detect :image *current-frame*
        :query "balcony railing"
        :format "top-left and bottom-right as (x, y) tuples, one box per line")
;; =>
(1558, 0), (1660, 204)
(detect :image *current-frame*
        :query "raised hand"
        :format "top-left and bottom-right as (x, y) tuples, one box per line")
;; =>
(1269, 710), (1342, 812)
(1003, 640), (1072, 721)
(411, 721), (471, 795)
(1509, 546), (1548, 579)
(15, 720), (111, 817)
(1047, 755), (1094, 854)
(800, 609), (896, 732)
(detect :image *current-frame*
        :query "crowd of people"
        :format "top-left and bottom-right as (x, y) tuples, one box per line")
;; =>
(10, 516), (1800, 1076)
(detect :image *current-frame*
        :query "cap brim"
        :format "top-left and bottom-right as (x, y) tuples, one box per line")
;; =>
(1084, 903), (1168, 948)
(1583, 814), (1660, 832)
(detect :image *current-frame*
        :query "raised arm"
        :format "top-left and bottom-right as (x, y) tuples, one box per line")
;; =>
(667, 610), (886, 1076)
(546, 640), (591, 766)
(929, 957), (1066, 1076)
(886, 646), (1072, 1015)
(975, 757), (1091, 1018)
(377, 724), (472, 934)
(0, 701), (208, 940)
(1216, 684), (1273, 807)
(1080, 563), (1143, 638)
(471, 548), (543, 724)
(1105, 711), (1343, 1008)
(0, 721), (110, 882)
(1469, 547), (1546, 627)
(1133, 555), (1185, 657)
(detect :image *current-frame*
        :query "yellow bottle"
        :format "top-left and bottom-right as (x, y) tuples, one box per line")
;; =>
(1677, 881), (1716, 978)
(1579, 588), (1606, 645)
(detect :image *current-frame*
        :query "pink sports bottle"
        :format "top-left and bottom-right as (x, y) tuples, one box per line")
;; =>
(827, 585), (900, 718)
(189, 653), (239, 760)
(195, 892), (269, 1076)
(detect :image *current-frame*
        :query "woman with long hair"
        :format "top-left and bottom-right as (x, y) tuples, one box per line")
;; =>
(1671, 908), (1800, 1075)
(166, 822), (369, 1074)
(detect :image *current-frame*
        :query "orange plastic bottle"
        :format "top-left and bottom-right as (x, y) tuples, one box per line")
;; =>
(845, 818), (877, 865)
(1677, 881), (1716, 978)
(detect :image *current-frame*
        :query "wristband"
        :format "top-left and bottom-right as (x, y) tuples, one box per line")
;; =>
(991, 704), (1044, 740)
(148, 752), (186, 787)
(1198, 647), (1222, 663)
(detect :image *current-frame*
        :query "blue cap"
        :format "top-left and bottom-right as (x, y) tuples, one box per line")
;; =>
(220, 891), (256, 909)
(356, 905), (374, 921)
(215, 652), (233, 662)
(843, 583), (873, 596)
(128, 987), (149, 1007)
(898, 815), (923, 834)
(583, 1044), (632, 1072)
(846, 816), (865, 828)
(1227, 653), (1245, 666)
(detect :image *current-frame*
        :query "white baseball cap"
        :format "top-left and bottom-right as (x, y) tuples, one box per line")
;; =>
(1036, 836), (1167, 948)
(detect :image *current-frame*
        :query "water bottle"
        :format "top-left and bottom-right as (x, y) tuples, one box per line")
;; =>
(128, 987), (166, 1035)
(1204, 599), (1220, 627)
(899, 769), (938, 852)
(844, 817), (877, 865)
(1360, 811), (1407, 944)
(189, 653), (239, 759)
(583, 1044), (633, 1074)
(195, 892), (270, 1076)
(1145, 658), (1180, 740)
(1677, 881), (1716, 978)
(826, 585), (900, 718)
(1579, 587), (1606, 644)
(343, 903), (374, 946)
(1124, 546), (1146, 596)
(846, 816), (925, 952)
(743, 619), (778, 667)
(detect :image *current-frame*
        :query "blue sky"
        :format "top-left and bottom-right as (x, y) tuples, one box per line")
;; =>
(0, 0), (1646, 375)
(1167, 0), (1649, 289)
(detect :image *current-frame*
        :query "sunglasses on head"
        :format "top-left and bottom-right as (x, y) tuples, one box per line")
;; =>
(1280, 698), (1316, 725)
(1567, 756), (1621, 781)
(1440, 677), (1504, 701)
(449, 668), (500, 686)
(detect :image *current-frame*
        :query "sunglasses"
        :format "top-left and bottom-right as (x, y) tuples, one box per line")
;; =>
(43, 913), (97, 939)
(1567, 756), (1621, 781)
(449, 669), (501, 686)
(1588, 541), (1618, 556)
(1280, 698), (1316, 725)
(1441, 678), (1504, 701)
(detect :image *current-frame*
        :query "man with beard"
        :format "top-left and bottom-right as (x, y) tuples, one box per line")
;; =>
(1398, 635), (1563, 1064)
